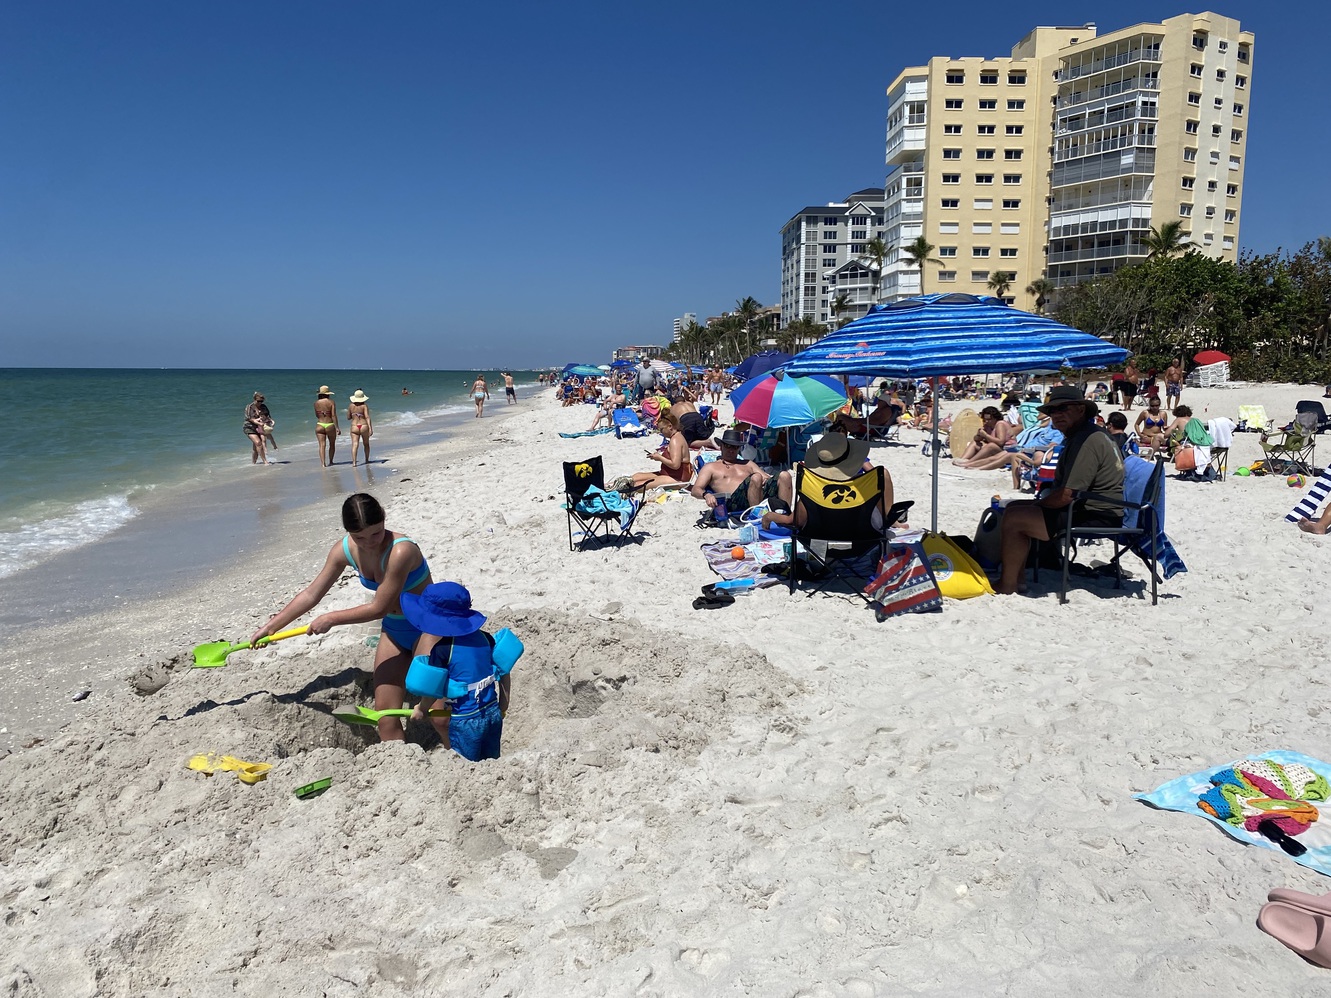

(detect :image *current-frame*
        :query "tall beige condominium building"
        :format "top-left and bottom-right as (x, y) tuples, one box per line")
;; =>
(882, 11), (1252, 307)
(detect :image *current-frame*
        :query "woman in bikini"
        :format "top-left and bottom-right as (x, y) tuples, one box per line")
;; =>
(243, 391), (272, 465)
(631, 408), (692, 489)
(314, 385), (340, 467)
(347, 390), (373, 466)
(1134, 397), (1168, 451)
(471, 376), (489, 418)
(250, 493), (432, 743)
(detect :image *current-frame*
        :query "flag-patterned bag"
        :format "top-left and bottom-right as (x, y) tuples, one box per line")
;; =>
(864, 538), (943, 619)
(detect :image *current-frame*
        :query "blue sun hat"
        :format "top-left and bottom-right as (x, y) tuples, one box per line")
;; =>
(399, 582), (486, 637)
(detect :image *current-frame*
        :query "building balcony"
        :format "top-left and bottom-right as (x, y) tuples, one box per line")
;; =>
(1046, 243), (1146, 265)
(1056, 45), (1161, 83)
(886, 126), (927, 164)
(1057, 77), (1159, 112)
(1054, 133), (1156, 163)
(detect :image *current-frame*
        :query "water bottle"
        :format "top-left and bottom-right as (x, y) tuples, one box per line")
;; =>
(991, 494), (1002, 510)
(714, 499), (728, 523)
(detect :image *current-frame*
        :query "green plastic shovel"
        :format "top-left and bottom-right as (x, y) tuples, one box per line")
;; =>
(331, 705), (415, 727)
(192, 626), (309, 669)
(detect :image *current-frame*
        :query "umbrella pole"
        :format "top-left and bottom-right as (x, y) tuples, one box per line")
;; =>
(931, 376), (940, 534)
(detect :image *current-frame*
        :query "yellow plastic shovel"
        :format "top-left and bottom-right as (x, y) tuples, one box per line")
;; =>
(191, 626), (309, 669)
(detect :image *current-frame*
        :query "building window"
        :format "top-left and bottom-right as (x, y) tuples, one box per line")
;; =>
(940, 197), (959, 208)
(1007, 99), (1025, 110)
(1002, 198), (1020, 209)
(1210, 150), (1221, 163)
(824, 231), (838, 239)
(1181, 176), (1195, 189)
(973, 223), (992, 233)
(822, 244), (836, 253)
(1225, 209), (1236, 223)
(944, 98), (964, 109)
(1234, 103), (1244, 116)
(850, 244), (864, 253)
(1180, 203), (1193, 217)
(942, 173), (960, 184)
(1236, 75), (1247, 88)
(822, 259), (836, 267)
(943, 123), (962, 134)
(1188, 92), (1201, 105)
(1185, 120), (1199, 134)
(1238, 45), (1249, 62)
(976, 148), (995, 159)
(804, 285), (817, 296)
(1218, 39), (1229, 51)
(1231, 128), (1243, 142)
(1004, 149), (1023, 160)
(852, 229), (867, 239)
(1214, 96), (1224, 108)
(973, 198), (993, 210)
(939, 221), (960, 233)
(979, 72), (999, 85)
(938, 270), (957, 282)
(1000, 222), (1020, 234)
(1223, 236), (1235, 249)
(1226, 183), (1237, 196)
(1002, 173), (1021, 185)
(976, 173), (994, 184)
(946, 70), (965, 84)
(1207, 180), (1217, 191)
(1216, 69), (1226, 81)
(1212, 123), (1222, 136)
(1193, 33), (1206, 50)
(978, 99), (997, 110)
(943, 148), (962, 159)
(977, 124), (996, 135)
(1008, 72), (1026, 85)
(1202, 232), (1214, 245)
(1205, 206), (1215, 218)
(1006, 124), (1024, 135)
(1190, 63), (1203, 77)
(1230, 155), (1241, 169)
(971, 270), (990, 282)
(1184, 147), (1197, 161)
(824, 217), (838, 225)
(999, 247), (1018, 258)
(939, 246), (957, 257)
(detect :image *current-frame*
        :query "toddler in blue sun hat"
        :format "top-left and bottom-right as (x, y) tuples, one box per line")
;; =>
(400, 582), (523, 761)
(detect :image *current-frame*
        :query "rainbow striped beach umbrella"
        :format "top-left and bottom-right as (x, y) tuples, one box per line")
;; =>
(729, 373), (847, 429)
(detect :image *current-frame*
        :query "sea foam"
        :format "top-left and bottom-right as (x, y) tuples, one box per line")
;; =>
(0, 495), (139, 579)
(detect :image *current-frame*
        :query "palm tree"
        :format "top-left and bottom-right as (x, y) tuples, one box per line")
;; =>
(987, 271), (1014, 301)
(1143, 221), (1190, 260)
(1025, 277), (1056, 315)
(734, 297), (763, 355)
(901, 236), (943, 296)
(860, 236), (889, 303)
(777, 317), (827, 353)
(831, 291), (853, 327)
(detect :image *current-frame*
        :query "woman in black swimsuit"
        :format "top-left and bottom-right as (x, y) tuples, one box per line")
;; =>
(243, 392), (273, 465)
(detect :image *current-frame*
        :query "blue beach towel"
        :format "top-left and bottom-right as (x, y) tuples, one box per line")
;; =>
(558, 426), (615, 439)
(612, 409), (648, 438)
(1138, 751), (1331, 876)
(574, 485), (637, 530)
(1122, 455), (1186, 580)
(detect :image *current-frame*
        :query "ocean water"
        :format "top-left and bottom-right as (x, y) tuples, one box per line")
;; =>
(0, 368), (541, 582)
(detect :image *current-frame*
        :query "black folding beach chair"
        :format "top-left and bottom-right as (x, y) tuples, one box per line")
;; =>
(788, 465), (910, 602)
(1296, 400), (1331, 435)
(1037, 456), (1166, 605)
(562, 456), (646, 551)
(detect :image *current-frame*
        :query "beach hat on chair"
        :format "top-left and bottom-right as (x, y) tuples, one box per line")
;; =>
(400, 582), (486, 637)
(805, 431), (870, 481)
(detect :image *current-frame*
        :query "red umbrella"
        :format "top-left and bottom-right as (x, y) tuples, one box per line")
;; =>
(1193, 350), (1230, 366)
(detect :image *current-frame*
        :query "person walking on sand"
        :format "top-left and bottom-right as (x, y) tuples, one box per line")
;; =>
(502, 372), (517, 405)
(243, 391), (273, 465)
(347, 389), (373, 466)
(471, 375), (490, 418)
(1165, 358), (1184, 407)
(314, 385), (340, 467)
(250, 493), (433, 744)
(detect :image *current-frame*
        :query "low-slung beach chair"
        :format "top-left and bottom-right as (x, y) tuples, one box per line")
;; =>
(788, 466), (908, 603)
(562, 456), (646, 551)
(1261, 413), (1317, 476)
(612, 408), (648, 439)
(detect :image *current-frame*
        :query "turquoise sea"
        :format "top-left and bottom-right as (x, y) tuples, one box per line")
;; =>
(0, 368), (541, 583)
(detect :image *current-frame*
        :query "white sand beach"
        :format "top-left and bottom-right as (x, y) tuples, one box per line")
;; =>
(4, 382), (1331, 995)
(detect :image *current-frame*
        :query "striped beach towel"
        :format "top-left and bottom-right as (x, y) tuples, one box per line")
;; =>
(1288, 467), (1331, 523)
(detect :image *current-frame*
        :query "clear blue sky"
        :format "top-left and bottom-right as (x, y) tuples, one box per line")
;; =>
(1, 1), (1323, 368)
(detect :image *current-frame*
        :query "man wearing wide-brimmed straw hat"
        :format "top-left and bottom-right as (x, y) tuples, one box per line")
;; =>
(996, 385), (1125, 594)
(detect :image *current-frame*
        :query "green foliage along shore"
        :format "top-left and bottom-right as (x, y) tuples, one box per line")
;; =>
(1051, 238), (1331, 383)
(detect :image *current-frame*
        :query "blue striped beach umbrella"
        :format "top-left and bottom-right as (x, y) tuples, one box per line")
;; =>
(785, 293), (1129, 532)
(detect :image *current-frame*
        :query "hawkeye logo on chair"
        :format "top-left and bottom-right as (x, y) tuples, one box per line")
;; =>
(821, 483), (862, 506)
(573, 463), (593, 479)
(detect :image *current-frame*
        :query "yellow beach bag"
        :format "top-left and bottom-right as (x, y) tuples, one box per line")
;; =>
(921, 532), (994, 599)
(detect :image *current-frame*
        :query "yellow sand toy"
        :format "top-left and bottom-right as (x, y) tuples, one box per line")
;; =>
(187, 753), (273, 784)
(191, 626), (309, 668)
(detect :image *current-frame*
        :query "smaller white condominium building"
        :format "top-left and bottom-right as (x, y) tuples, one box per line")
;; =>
(779, 188), (886, 328)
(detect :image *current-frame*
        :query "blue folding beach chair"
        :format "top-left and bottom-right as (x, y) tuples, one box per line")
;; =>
(612, 408), (648, 439)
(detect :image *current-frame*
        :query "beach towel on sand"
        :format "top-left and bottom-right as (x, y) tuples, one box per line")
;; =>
(1138, 751), (1331, 876)
(558, 426), (615, 439)
(700, 541), (784, 588)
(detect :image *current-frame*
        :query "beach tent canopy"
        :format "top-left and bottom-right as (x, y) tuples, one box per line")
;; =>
(733, 351), (792, 381)
(729, 374), (847, 429)
(562, 364), (604, 378)
(784, 293), (1129, 533)
(785, 294), (1128, 380)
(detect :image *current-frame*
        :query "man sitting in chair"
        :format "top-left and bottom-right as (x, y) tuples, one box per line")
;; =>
(829, 395), (901, 439)
(759, 432), (897, 532)
(996, 386), (1124, 595)
(691, 428), (784, 515)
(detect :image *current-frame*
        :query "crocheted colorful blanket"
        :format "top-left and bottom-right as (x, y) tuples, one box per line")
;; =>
(1137, 750), (1331, 876)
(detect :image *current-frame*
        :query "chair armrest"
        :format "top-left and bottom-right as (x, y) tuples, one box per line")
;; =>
(1069, 490), (1142, 511)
